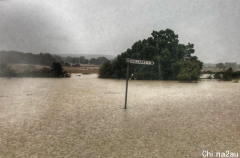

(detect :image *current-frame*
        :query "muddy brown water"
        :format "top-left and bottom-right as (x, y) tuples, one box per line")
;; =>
(0, 74), (239, 158)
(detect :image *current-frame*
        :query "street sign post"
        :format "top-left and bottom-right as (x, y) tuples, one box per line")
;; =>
(124, 58), (154, 109)
(124, 58), (130, 109)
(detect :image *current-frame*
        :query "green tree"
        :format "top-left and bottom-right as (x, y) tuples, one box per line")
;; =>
(172, 62), (183, 79)
(90, 58), (97, 65)
(79, 56), (86, 64)
(99, 60), (115, 78)
(177, 60), (202, 82)
(52, 54), (62, 62)
(216, 63), (225, 69)
(98, 28), (202, 80)
(222, 68), (233, 81)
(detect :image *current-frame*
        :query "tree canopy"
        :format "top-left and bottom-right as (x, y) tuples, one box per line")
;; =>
(99, 29), (203, 81)
(216, 63), (225, 69)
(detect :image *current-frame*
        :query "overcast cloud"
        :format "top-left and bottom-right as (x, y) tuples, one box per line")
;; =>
(0, 0), (240, 63)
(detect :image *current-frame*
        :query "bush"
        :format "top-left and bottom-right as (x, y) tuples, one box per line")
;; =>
(232, 71), (240, 79)
(213, 72), (222, 80)
(222, 68), (233, 81)
(98, 60), (115, 78)
(177, 60), (202, 82)
(51, 62), (64, 77)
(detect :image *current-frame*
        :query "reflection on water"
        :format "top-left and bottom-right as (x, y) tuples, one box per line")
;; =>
(0, 75), (240, 157)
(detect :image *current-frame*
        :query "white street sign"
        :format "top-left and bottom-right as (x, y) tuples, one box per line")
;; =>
(126, 58), (154, 65)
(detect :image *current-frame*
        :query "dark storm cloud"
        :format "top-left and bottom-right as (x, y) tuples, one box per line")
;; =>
(0, 0), (239, 63)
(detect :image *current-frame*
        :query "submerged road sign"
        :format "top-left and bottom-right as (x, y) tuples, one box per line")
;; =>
(126, 58), (154, 65)
(124, 58), (154, 109)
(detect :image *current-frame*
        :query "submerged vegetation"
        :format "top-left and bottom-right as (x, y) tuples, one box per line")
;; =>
(201, 69), (240, 81)
(99, 29), (203, 81)
(213, 68), (240, 81)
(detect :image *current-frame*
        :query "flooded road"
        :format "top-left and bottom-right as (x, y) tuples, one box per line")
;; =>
(0, 74), (240, 157)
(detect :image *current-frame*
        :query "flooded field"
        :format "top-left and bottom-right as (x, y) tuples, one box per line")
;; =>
(0, 74), (240, 158)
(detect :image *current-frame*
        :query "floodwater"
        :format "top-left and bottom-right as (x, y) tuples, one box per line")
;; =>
(0, 74), (239, 158)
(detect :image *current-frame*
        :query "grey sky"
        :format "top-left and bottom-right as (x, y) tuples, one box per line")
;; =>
(0, 0), (239, 63)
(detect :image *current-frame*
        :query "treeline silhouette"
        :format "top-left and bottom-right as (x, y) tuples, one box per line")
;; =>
(0, 50), (108, 66)
(0, 51), (55, 65)
(57, 55), (108, 66)
(215, 62), (240, 69)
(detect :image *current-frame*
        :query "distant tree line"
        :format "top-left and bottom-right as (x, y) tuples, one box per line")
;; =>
(216, 62), (240, 69)
(59, 55), (108, 66)
(89, 57), (108, 65)
(0, 51), (109, 66)
(57, 55), (89, 65)
(99, 29), (203, 81)
(0, 51), (55, 66)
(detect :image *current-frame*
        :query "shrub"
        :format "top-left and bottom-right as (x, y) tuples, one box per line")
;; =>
(98, 60), (115, 78)
(177, 60), (202, 82)
(51, 62), (63, 77)
(222, 68), (233, 81)
(214, 72), (222, 80)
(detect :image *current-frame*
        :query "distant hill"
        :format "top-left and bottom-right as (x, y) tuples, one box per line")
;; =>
(56, 54), (116, 60)
(0, 50), (55, 66)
